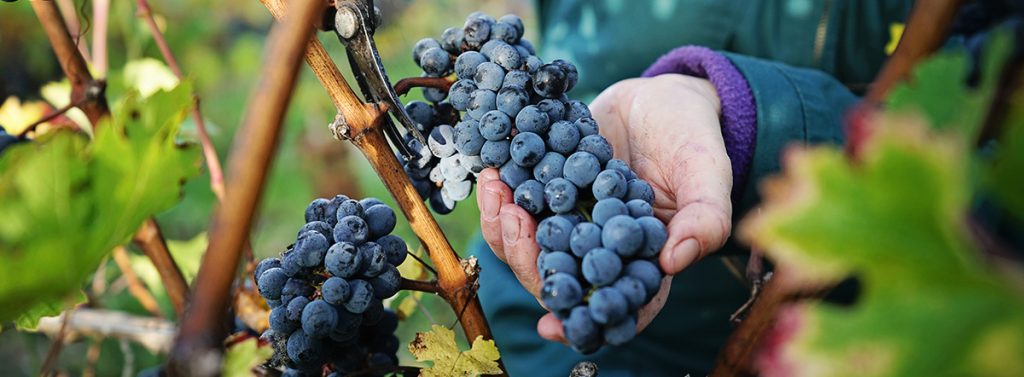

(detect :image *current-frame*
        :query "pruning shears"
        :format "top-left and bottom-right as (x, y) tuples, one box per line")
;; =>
(330, 0), (427, 160)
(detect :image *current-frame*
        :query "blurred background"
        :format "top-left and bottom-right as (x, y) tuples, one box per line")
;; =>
(0, 0), (533, 375)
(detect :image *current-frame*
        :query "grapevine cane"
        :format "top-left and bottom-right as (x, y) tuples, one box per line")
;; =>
(167, 2), (325, 376)
(258, 1), (504, 374)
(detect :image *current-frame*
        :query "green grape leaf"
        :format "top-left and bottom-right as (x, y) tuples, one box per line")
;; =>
(222, 337), (274, 377)
(740, 116), (1024, 377)
(0, 84), (200, 325)
(987, 94), (1024, 221)
(409, 325), (502, 377)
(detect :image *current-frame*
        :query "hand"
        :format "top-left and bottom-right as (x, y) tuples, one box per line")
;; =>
(477, 73), (733, 343)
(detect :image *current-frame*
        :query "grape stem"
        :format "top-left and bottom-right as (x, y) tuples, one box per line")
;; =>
(394, 76), (455, 97)
(401, 278), (440, 293)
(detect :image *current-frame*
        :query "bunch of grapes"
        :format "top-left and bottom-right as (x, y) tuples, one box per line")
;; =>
(402, 100), (481, 214)
(254, 196), (408, 376)
(405, 12), (668, 353)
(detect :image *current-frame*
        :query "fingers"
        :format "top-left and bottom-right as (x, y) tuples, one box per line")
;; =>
(477, 168), (513, 262)
(660, 187), (733, 274)
(537, 312), (567, 344)
(498, 204), (543, 295)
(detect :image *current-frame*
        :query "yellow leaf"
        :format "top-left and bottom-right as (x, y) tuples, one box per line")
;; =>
(409, 325), (501, 377)
(123, 58), (180, 98)
(0, 97), (49, 135)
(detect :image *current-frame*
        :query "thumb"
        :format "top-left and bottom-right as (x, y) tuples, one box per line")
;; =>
(660, 197), (732, 275)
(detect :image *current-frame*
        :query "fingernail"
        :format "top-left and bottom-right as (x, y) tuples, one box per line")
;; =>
(670, 238), (700, 273)
(482, 186), (502, 220)
(501, 211), (521, 246)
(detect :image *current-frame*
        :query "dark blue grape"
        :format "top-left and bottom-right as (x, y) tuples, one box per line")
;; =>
(537, 215), (574, 251)
(412, 38), (442, 66)
(295, 231), (329, 268)
(606, 159), (637, 180)
(565, 100), (591, 122)
(479, 40), (504, 59)
(588, 287), (628, 325)
(441, 27), (464, 54)
(370, 265), (401, 299)
(625, 260), (662, 299)
(541, 272), (583, 311)
(405, 100), (436, 134)
(287, 330), (323, 367)
(490, 20), (520, 43)
(613, 276), (646, 311)
(286, 296), (310, 322)
(270, 305), (298, 333)
(474, 62), (505, 91)
(299, 221), (333, 243)
(467, 89), (497, 120)
(539, 251), (577, 278)
(423, 85), (448, 103)
(454, 119), (485, 155)
(533, 63), (569, 98)
(502, 70), (532, 90)
(449, 79), (477, 111)
(602, 215), (644, 257)
(301, 300), (338, 338)
(626, 199), (654, 218)
(625, 179), (655, 203)
(463, 16), (492, 48)
(491, 43), (522, 70)
(281, 250), (303, 276)
(552, 59), (579, 93)
(454, 51), (487, 79)
(334, 215), (369, 245)
(525, 55), (542, 73)
(570, 222), (602, 258)
(254, 257), (281, 283)
(574, 117), (599, 137)
(592, 169), (628, 200)
(362, 299), (385, 325)
(533, 152), (566, 184)
(480, 140), (510, 167)
(513, 179), (546, 214)
(636, 216), (668, 258)
(364, 205), (396, 239)
(544, 178), (578, 214)
(479, 110), (512, 140)
(537, 98), (566, 122)
(603, 316), (637, 345)
(547, 120), (580, 154)
(563, 151), (601, 188)
(577, 135), (613, 165)
(499, 160), (531, 189)
(335, 198), (364, 222)
(345, 279), (374, 314)
(360, 198), (385, 209)
(420, 47), (451, 76)
(322, 277), (351, 305)
(304, 198), (331, 223)
(257, 267), (288, 300)
(376, 234), (408, 266)
(510, 131), (545, 167)
(281, 278), (313, 304)
(496, 87), (528, 117)
(515, 105), (550, 134)
(582, 247), (622, 286)
(326, 242), (362, 278)
(359, 242), (387, 277)
(429, 189), (456, 214)
(563, 306), (601, 354)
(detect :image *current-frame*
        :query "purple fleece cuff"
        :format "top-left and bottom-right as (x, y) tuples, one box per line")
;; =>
(642, 46), (757, 198)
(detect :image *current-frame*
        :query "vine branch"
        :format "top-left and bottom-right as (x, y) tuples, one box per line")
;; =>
(36, 309), (176, 354)
(168, 2), (325, 376)
(400, 278), (440, 293)
(134, 219), (189, 317)
(394, 76), (454, 96)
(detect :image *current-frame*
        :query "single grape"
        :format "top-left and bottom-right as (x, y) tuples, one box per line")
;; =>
(625, 260), (662, 299)
(370, 265), (401, 299)
(448, 79), (477, 111)
(534, 63), (569, 98)
(419, 47), (451, 76)
(592, 169), (628, 200)
(603, 316), (637, 346)
(286, 330), (322, 366)
(565, 100), (592, 122)
(563, 306), (601, 354)
(301, 300), (338, 338)
(254, 258), (282, 285)
(423, 85), (448, 103)
(510, 131), (545, 167)
(533, 152), (566, 184)
(442, 178), (473, 201)
(496, 87), (528, 117)
(286, 296), (310, 322)
(539, 251), (578, 278)
(270, 305), (298, 333)
(463, 16), (492, 48)
(453, 119), (485, 155)
(613, 276), (647, 311)
(499, 160), (531, 189)
(502, 70), (532, 90)
(480, 140), (511, 167)
(605, 159), (637, 180)
(537, 98), (567, 122)
(281, 250), (303, 276)
(299, 221), (333, 243)
(569, 222), (603, 258)
(491, 43), (522, 70)
(577, 135), (613, 164)
(454, 51), (487, 80)
(515, 105), (550, 134)
(540, 272), (583, 311)
(588, 287), (628, 325)
(335, 198), (364, 221)
(513, 179), (546, 215)
(525, 55), (543, 73)
(544, 178), (579, 213)
(537, 215), (574, 251)
(574, 117), (599, 137)
(547, 120), (581, 155)
(364, 204), (397, 239)
(563, 151), (601, 188)
(480, 40), (504, 59)
(552, 59), (579, 92)
(625, 199), (654, 218)
(440, 27), (464, 54)
(376, 234), (408, 266)
(467, 89), (497, 120)
(490, 20), (520, 44)
(345, 279), (374, 314)
(636, 216), (668, 258)
(474, 62), (505, 91)
(281, 278), (313, 304)
(360, 197), (385, 209)
(429, 188), (457, 214)
(322, 277), (351, 305)
(257, 267), (288, 300)
(412, 38), (442, 66)
(498, 14), (524, 36)
(625, 179), (655, 204)
(582, 247), (622, 286)
(304, 198), (331, 223)
(325, 242), (362, 278)
(359, 243), (388, 277)
(334, 215), (369, 245)
(428, 124), (457, 158)
(601, 215), (644, 257)
(294, 231), (329, 268)
(479, 110), (513, 141)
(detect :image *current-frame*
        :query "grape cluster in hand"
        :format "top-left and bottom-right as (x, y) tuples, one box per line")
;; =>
(408, 12), (668, 353)
(255, 196), (408, 376)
